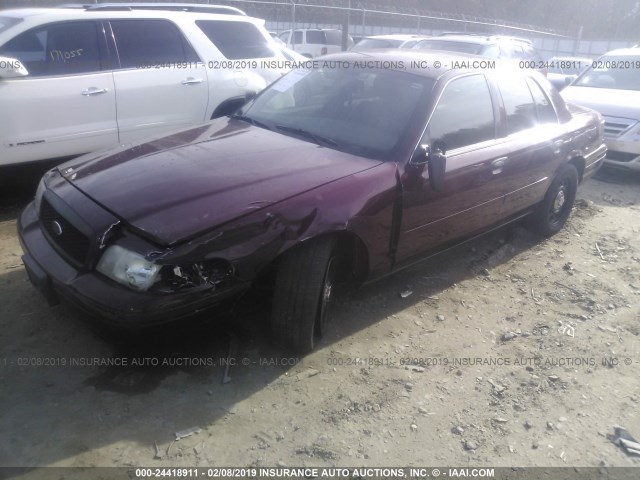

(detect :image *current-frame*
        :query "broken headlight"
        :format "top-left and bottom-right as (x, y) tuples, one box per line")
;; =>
(96, 245), (161, 291)
(158, 259), (234, 291)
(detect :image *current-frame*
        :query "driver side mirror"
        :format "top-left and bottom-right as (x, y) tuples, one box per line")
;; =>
(0, 57), (29, 79)
(410, 142), (447, 191)
(427, 143), (447, 192)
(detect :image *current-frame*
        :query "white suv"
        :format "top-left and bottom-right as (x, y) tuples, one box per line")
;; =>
(0, 3), (289, 166)
(277, 28), (353, 58)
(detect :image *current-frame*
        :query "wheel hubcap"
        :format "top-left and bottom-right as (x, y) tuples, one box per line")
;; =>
(553, 188), (566, 214)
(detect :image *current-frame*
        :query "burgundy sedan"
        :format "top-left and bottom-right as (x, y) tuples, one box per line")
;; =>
(18, 51), (606, 352)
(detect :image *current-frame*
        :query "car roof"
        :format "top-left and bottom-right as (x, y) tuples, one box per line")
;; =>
(0, 6), (256, 22)
(363, 34), (428, 41)
(431, 33), (533, 46)
(320, 49), (525, 80)
(548, 56), (592, 61)
(600, 48), (640, 56)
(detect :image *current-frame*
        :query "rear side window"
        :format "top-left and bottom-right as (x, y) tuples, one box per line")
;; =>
(0, 21), (101, 76)
(196, 20), (273, 59)
(111, 20), (199, 68)
(426, 74), (495, 151)
(323, 30), (343, 46)
(306, 31), (326, 45)
(499, 76), (537, 134)
(292, 31), (303, 44)
(527, 78), (558, 124)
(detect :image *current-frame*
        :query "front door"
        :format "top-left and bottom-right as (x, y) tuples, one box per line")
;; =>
(397, 73), (509, 263)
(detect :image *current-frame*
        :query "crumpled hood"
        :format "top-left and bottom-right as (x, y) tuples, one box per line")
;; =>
(60, 119), (380, 245)
(561, 86), (640, 121)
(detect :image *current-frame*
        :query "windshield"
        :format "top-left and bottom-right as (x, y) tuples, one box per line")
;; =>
(238, 66), (434, 160)
(413, 39), (484, 55)
(0, 16), (21, 35)
(574, 55), (640, 90)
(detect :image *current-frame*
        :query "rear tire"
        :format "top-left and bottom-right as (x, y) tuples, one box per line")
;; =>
(527, 164), (578, 237)
(271, 237), (339, 353)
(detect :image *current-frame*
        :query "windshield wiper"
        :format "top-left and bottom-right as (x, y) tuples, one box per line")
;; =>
(275, 125), (338, 147)
(230, 113), (271, 130)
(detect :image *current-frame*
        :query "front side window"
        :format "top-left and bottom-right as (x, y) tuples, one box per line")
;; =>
(499, 75), (537, 135)
(110, 20), (199, 68)
(323, 30), (343, 46)
(278, 31), (289, 42)
(196, 20), (274, 59)
(0, 21), (101, 76)
(241, 67), (433, 159)
(425, 74), (495, 151)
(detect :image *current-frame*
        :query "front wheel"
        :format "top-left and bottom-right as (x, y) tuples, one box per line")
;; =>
(527, 164), (578, 237)
(271, 237), (340, 353)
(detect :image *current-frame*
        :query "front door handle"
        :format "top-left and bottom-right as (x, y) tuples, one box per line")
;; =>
(491, 157), (508, 175)
(82, 87), (108, 96)
(181, 77), (204, 85)
(553, 140), (564, 155)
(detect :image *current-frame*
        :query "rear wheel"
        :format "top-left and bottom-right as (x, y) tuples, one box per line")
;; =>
(527, 164), (578, 237)
(271, 237), (340, 353)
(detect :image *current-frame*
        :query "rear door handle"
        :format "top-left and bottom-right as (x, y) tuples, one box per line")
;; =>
(491, 157), (508, 174)
(181, 77), (204, 85)
(82, 87), (108, 96)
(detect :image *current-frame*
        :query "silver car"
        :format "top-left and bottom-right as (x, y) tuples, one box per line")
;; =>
(561, 48), (640, 172)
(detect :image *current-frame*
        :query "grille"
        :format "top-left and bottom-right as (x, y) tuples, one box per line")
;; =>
(603, 116), (636, 138)
(606, 150), (639, 163)
(40, 198), (91, 266)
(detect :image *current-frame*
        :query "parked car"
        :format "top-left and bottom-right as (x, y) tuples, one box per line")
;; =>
(0, 3), (290, 167)
(413, 33), (545, 71)
(546, 56), (592, 90)
(19, 51), (606, 353)
(351, 34), (431, 51)
(277, 28), (353, 58)
(561, 48), (640, 172)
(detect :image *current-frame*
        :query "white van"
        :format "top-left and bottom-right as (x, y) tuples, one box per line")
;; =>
(277, 28), (353, 58)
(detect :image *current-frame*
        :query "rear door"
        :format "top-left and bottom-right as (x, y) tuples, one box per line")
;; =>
(494, 74), (563, 216)
(0, 20), (116, 165)
(397, 73), (510, 262)
(108, 19), (208, 143)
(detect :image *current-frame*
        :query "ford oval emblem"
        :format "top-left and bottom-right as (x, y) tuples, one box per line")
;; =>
(52, 220), (63, 236)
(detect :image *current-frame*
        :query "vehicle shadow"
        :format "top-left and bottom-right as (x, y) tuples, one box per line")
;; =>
(0, 215), (548, 471)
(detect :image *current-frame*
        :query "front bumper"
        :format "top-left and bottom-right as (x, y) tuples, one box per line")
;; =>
(18, 201), (249, 328)
(603, 139), (640, 172)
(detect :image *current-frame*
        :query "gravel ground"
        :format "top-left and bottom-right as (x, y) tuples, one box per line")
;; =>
(0, 168), (639, 476)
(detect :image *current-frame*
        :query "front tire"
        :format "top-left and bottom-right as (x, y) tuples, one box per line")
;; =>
(271, 237), (339, 353)
(527, 163), (578, 237)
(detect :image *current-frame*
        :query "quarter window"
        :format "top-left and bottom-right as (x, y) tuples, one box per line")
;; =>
(197, 20), (274, 59)
(110, 20), (199, 69)
(0, 21), (101, 76)
(499, 76), (537, 134)
(425, 74), (495, 151)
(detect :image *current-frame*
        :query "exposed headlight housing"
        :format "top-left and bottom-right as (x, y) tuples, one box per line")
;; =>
(96, 245), (160, 291)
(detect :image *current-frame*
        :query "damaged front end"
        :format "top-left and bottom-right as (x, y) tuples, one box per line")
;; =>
(19, 172), (252, 326)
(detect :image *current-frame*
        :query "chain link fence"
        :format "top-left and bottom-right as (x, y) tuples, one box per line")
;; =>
(0, 0), (636, 57)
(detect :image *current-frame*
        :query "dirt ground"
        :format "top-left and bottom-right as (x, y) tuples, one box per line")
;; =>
(1, 167), (639, 476)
